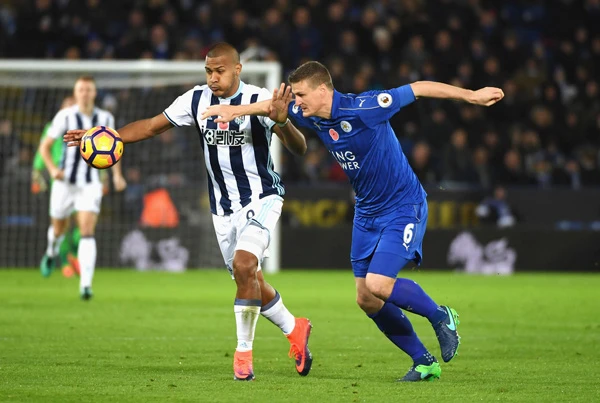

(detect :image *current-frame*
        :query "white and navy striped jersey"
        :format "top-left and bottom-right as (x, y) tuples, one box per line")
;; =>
(47, 105), (115, 186)
(163, 81), (284, 216)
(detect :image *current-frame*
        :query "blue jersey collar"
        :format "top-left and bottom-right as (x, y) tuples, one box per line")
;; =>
(331, 89), (341, 119)
(219, 80), (244, 100)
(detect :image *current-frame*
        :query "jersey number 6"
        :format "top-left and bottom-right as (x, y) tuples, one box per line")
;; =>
(403, 223), (415, 245)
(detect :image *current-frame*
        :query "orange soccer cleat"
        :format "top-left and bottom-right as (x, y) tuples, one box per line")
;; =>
(286, 318), (313, 376)
(67, 254), (80, 276)
(233, 350), (255, 381)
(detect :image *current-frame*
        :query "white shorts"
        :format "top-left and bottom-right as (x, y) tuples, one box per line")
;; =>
(212, 195), (283, 276)
(49, 180), (103, 219)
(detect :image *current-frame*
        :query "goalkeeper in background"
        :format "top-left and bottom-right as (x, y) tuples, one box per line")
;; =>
(32, 95), (80, 277)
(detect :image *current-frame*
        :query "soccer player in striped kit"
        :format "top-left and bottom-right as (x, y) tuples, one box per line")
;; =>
(39, 76), (127, 299)
(64, 43), (313, 381)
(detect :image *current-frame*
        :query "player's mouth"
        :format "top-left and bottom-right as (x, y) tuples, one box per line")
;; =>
(210, 86), (221, 92)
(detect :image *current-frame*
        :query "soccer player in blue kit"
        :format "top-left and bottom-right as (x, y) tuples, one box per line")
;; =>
(203, 61), (504, 381)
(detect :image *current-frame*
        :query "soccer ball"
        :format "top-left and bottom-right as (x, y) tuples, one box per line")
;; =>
(80, 126), (124, 169)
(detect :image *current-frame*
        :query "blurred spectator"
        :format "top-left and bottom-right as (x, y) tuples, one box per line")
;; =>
(290, 7), (321, 66)
(226, 9), (255, 50)
(144, 129), (186, 186)
(402, 35), (429, 72)
(5, 148), (32, 183)
(422, 108), (453, 153)
(321, 2), (349, 56)
(442, 128), (475, 185)
(0, 120), (18, 178)
(260, 8), (291, 67)
(481, 128), (505, 169)
(578, 148), (600, 186)
(409, 141), (438, 186)
(496, 149), (535, 186)
(1, 0), (600, 191)
(116, 9), (149, 59)
(149, 24), (171, 59)
(472, 146), (493, 189)
(476, 185), (517, 228)
(552, 160), (582, 189)
(124, 167), (144, 222)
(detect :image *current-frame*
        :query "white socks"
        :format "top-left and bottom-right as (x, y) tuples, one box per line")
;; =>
(78, 237), (96, 290)
(234, 300), (261, 352)
(45, 226), (64, 258)
(261, 292), (296, 335)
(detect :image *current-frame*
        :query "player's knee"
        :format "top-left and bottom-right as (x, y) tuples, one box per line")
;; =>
(233, 254), (258, 284)
(356, 291), (382, 314)
(79, 227), (95, 237)
(51, 219), (68, 236)
(236, 220), (270, 262)
(365, 275), (393, 300)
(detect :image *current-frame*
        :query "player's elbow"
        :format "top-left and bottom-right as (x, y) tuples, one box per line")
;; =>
(293, 141), (307, 156)
(39, 138), (52, 156)
(410, 81), (426, 98)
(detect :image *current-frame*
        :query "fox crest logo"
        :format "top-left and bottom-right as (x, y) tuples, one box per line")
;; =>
(377, 93), (393, 108)
(329, 128), (340, 141)
(340, 121), (352, 133)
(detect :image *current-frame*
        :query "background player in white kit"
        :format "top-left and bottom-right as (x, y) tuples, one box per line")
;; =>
(39, 76), (127, 300)
(64, 43), (313, 381)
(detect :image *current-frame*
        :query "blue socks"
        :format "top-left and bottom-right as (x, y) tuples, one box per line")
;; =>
(387, 278), (447, 324)
(368, 302), (428, 361)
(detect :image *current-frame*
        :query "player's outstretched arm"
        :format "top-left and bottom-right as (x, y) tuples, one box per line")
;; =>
(410, 81), (504, 106)
(117, 113), (174, 143)
(200, 100), (271, 123)
(64, 113), (174, 146)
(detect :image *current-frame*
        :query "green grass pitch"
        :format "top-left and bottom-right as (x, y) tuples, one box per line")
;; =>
(0, 269), (599, 402)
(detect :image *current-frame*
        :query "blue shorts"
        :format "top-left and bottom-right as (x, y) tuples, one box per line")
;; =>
(351, 202), (428, 278)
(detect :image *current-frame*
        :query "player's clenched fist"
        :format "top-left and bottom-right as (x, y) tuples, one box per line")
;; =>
(63, 129), (87, 147)
(469, 87), (504, 107)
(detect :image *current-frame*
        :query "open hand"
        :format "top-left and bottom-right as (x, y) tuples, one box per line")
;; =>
(64, 129), (87, 147)
(469, 87), (505, 106)
(200, 104), (236, 123)
(50, 167), (64, 180)
(269, 83), (292, 124)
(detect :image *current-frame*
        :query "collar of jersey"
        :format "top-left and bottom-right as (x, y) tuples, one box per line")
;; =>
(219, 81), (245, 101)
(331, 90), (341, 119)
(75, 105), (97, 118)
(315, 89), (341, 124)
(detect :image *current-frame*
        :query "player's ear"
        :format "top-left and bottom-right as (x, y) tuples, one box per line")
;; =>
(235, 63), (242, 76)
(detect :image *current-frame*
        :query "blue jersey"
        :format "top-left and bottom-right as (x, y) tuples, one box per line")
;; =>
(288, 85), (427, 216)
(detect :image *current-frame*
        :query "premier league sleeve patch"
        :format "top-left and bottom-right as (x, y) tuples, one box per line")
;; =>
(377, 93), (393, 108)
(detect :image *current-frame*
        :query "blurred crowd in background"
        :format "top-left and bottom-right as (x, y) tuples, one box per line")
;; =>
(1, 0), (600, 190)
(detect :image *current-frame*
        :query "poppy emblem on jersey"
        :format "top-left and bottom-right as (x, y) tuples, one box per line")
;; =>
(340, 121), (352, 133)
(377, 93), (393, 108)
(218, 121), (229, 130)
(234, 116), (246, 126)
(329, 128), (340, 141)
